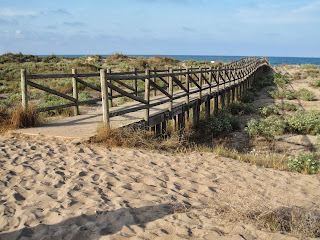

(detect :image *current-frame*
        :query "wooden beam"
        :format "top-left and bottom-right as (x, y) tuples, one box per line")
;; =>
(100, 69), (110, 128)
(21, 69), (28, 110)
(27, 80), (76, 102)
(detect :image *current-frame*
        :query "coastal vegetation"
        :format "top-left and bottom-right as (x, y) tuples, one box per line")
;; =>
(2, 53), (320, 238)
(2, 53), (320, 176)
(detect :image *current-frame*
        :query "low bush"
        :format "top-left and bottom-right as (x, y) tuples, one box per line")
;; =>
(269, 89), (299, 100)
(245, 117), (285, 141)
(195, 110), (239, 139)
(275, 102), (297, 111)
(287, 151), (319, 174)
(229, 102), (254, 115)
(309, 79), (320, 87)
(239, 90), (255, 103)
(299, 88), (315, 101)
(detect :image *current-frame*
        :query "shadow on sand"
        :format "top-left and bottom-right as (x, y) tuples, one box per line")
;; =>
(0, 204), (174, 240)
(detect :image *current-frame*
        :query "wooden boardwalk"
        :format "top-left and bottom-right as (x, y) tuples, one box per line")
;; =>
(17, 57), (270, 139)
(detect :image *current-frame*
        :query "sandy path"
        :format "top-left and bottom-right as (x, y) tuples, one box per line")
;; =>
(0, 133), (319, 239)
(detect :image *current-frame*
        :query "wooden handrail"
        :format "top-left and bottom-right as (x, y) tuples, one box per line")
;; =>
(21, 57), (270, 128)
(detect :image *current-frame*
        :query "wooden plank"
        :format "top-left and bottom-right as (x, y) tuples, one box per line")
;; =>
(36, 99), (100, 113)
(27, 73), (74, 79)
(72, 69), (79, 116)
(100, 69), (110, 128)
(21, 69), (28, 110)
(37, 102), (76, 112)
(188, 75), (201, 89)
(27, 80), (76, 102)
(112, 78), (135, 92)
(76, 77), (101, 92)
(145, 69), (150, 123)
(172, 76), (188, 92)
(108, 82), (148, 104)
(149, 80), (172, 99)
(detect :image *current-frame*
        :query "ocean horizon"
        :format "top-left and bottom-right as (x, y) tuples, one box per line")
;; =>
(45, 54), (320, 67)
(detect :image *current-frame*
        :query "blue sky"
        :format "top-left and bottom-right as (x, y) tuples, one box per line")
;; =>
(0, 0), (320, 57)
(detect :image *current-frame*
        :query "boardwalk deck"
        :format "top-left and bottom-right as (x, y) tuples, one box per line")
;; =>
(16, 57), (270, 139)
(16, 83), (218, 139)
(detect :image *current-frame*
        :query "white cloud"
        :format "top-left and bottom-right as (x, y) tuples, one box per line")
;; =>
(0, 8), (37, 17)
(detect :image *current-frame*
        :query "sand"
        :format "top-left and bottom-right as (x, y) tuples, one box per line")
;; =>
(0, 133), (320, 240)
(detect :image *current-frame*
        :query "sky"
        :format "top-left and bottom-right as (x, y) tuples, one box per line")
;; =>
(0, 0), (320, 57)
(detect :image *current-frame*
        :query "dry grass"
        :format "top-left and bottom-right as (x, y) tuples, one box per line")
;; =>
(251, 206), (320, 238)
(213, 145), (289, 171)
(0, 107), (11, 133)
(11, 105), (42, 129)
(91, 123), (191, 153)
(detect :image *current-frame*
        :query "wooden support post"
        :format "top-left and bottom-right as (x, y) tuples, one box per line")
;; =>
(100, 69), (110, 129)
(161, 121), (167, 135)
(21, 69), (28, 111)
(205, 98), (210, 120)
(107, 69), (113, 107)
(168, 68), (173, 117)
(133, 68), (138, 96)
(193, 101), (199, 126)
(220, 91), (225, 109)
(226, 88), (230, 108)
(214, 95), (219, 116)
(178, 113), (183, 130)
(155, 123), (161, 136)
(72, 68), (79, 116)
(231, 87), (235, 103)
(144, 69), (150, 124)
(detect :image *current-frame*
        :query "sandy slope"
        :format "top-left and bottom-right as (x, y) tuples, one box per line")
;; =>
(0, 133), (320, 240)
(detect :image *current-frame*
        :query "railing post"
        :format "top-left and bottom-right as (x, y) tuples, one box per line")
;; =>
(186, 67), (190, 120)
(153, 67), (157, 96)
(100, 69), (110, 129)
(144, 69), (150, 125)
(209, 67), (213, 95)
(133, 68), (138, 96)
(21, 69), (28, 111)
(179, 66), (182, 90)
(199, 67), (202, 99)
(168, 68), (173, 115)
(107, 69), (113, 107)
(72, 68), (79, 116)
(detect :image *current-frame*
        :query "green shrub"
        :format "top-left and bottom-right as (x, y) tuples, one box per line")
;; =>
(239, 90), (255, 103)
(275, 103), (297, 111)
(196, 110), (239, 138)
(309, 79), (320, 87)
(269, 89), (299, 100)
(299, 88), (315, 101)
(285, 111), (320, 135)
(273, 72), (293, 88)
(258, 105), (279, 116)
(245, 117), (285, 140)
(229, 102), (253, 115)
(287, 152), (319, 174)
(252, 74), (274, 91)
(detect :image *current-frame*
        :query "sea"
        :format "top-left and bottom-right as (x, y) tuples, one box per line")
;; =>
(53, 55), (320, 67)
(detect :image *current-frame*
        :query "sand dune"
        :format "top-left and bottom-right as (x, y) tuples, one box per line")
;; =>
(0, 133), (320, 239)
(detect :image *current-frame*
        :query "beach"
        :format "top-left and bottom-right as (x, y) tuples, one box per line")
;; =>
(1, 132), (320, 239)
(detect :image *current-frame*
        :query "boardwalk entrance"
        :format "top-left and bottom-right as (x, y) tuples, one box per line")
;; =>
(17, 57), (270, 139)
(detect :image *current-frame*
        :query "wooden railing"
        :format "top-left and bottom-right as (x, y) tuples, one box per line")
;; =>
(21, 57), (270, 128)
